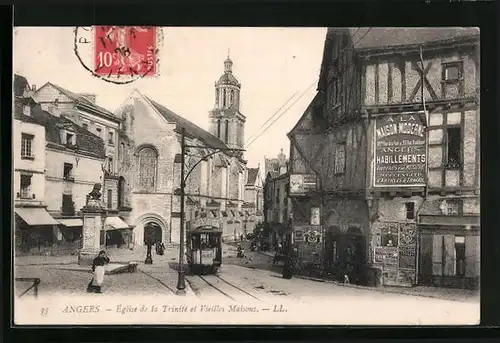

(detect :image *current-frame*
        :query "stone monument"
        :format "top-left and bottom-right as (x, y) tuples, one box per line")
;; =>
(78, 183), (107, 266)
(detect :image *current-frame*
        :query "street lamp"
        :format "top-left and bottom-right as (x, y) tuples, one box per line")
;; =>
(173, 127), (245, 295)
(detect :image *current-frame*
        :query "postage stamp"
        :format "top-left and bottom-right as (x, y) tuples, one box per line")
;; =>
(74, 26), (162, 84)
(13, 26), (480, 326)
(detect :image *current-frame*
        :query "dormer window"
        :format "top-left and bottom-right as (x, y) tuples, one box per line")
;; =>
(60, 129), (76, 147)
(66, 133), (74, 145)
(108, 131), (114, 145)
(23, 105), (31, 116)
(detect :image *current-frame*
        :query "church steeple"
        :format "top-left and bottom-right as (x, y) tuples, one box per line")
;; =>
(208, 52), (245, 153)
(224, 49), (233, 73)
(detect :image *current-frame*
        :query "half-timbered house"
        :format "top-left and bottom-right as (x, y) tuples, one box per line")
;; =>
(288, 28), (369, 283)
(288, 28), (480, 289)
(360, 28), (480, 289)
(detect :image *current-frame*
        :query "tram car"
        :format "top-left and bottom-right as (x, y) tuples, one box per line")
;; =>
(186, 225), (222, 275)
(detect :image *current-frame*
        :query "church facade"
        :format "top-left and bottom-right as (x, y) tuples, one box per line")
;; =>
(115, 55), (248, 245)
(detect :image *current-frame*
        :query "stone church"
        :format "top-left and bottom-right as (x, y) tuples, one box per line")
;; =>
(115, 54), (249, 245)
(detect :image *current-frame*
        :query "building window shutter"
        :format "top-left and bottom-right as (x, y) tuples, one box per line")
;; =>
(443, 235), (455, 276)
(431, 234), (444, 276)
(465, 235), (480, 278)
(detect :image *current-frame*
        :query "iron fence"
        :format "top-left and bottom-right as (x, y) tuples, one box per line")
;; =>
(16, 277), (40, 298)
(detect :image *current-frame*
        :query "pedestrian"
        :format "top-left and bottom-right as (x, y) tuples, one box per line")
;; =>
(87, 250), (110, 293)
(282, 253), (293, 279)
(240, 234), (244, 242)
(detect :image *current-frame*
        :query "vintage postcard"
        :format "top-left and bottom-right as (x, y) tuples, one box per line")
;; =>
(13, 26), (480, 326)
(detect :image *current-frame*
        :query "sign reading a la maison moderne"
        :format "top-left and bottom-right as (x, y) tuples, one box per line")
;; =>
(374, 112), (427, 187)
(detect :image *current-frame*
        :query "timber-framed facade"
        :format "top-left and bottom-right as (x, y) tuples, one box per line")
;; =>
(288, 28), (480, 289)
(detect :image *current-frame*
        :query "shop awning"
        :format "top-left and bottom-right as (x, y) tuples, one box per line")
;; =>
(104, 217), (129, 230)
(57, 218), (83, 227)
(15, 207), (59, 226)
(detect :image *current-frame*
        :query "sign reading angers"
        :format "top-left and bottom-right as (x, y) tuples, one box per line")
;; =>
(374, 113), (427, 187)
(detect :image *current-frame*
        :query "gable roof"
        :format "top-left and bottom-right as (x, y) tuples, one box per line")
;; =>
(246, 168), (259, 186)
(40, 82), (120, 122)
(349, 27), (479, 51)
(145, 96), (229, 150)
(288, 92), (321, 137)
(14, 74), (29, 97)
(14, 98), (105, 159)
(318, 27), (479, 92)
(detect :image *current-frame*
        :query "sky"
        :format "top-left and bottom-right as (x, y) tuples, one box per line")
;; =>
(14, 27), (326, 170)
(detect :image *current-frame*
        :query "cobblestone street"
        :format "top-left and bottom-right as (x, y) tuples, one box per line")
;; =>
(15, 245), (193, 298)
(15, 243), (479, 325)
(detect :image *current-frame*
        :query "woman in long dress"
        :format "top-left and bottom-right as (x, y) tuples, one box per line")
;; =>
(88, 250), (110, 293)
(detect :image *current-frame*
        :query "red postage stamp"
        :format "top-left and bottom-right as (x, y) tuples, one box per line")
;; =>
(94, 26), (158, 77)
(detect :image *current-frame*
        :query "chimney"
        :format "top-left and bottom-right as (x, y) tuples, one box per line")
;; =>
(79, 93), (97, 104)
(32, 84), (36, 91)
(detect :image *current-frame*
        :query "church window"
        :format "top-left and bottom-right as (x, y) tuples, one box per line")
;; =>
(229, 90), (234, 106)
(217, 119), (221, 138)
(138, 146), (157, 191)
(223, 89), (227, 107)
(225, 121), (229, 143)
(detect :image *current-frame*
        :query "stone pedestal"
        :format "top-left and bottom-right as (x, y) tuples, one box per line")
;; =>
(78, 200), (106, 266)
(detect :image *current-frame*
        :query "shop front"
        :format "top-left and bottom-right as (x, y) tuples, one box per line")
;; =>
(293, 225), (324, 272)
(14, 207), (60, 255)
(418, 213), (479, 290)
(102, 216), (133, 249)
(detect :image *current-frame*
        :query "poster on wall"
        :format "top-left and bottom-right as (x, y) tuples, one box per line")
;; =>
(310, 207), (320, 225)
(290, 174), (317, 195)
(374, 112), (427, 187)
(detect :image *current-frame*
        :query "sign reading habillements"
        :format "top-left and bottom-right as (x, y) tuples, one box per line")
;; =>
(374, 113), (427, 187)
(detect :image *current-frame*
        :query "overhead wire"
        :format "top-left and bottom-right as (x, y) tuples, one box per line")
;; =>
(245, 90), (300, 144)
(244, 27), (372, 149)
(245, 79), (317, 149)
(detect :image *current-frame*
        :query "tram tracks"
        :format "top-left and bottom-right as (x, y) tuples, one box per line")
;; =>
(139, 270), (176, 294)
(195, 274), (261, 302)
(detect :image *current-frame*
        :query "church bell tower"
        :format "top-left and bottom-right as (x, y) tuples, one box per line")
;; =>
(209, 51), (246, 153)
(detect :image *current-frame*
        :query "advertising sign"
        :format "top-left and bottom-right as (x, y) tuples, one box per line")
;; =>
(290, 174), (317, 195)
(374, 112), (427, 187)
(374, 246), (399, 266)
(293, 225), (321, 243)
(310, 207), (320, 225)
(399, 245), (417, 269)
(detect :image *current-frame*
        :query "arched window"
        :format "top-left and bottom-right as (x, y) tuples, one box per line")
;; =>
(229, 90), (234, 106)
(223, 89), (227, 107)
(137, 146), (157, 191)
(118, 176), (125, 208)
(225, 121), (229, 143)
(217, 119), (221, 138)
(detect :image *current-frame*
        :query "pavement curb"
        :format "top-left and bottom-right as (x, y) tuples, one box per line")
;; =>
(296, 275), (478, 303)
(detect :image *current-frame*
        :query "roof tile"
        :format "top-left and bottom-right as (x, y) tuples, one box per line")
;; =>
(146, 97), (228, 150)
(14, 98), (106, 159)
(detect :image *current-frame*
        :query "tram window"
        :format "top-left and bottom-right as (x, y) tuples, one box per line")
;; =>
(191, 236), (198, 249)
(209, 235), (218, 248)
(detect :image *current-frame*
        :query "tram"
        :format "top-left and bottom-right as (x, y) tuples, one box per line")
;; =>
(186, 224), (222, 275)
